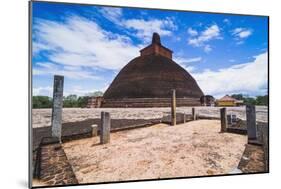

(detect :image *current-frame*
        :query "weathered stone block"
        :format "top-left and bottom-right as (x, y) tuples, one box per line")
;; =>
(100, 112), (111, 144)
(51, 75), (64, 142)
(227, 115), (232, 126)
(91, 124), (98, 137)
(220, 108), (227, 132)
(182, 113), (186, 123)
(171, 89), (176, 126)
(192, 107), (197, 120)
(246, 105), (257, 140)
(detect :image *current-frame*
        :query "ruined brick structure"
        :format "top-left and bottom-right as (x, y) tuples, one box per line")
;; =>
(102, 33), (204, 107)
(200, 95), (215, 106)
(86, 96), (103, 108)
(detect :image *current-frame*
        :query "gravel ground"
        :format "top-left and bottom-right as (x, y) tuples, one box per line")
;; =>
(32, 106), (268, 128)
(63, 120), (247, 183)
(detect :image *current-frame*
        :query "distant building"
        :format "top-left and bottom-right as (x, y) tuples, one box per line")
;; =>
(216, 95), (244, 107)
(200, 95), (215, 106)
(86, 96), (103, 108)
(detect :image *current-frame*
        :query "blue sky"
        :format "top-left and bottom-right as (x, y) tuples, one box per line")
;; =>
(32, 2), (268, 98)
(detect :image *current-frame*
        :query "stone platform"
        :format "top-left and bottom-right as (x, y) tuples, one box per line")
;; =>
(102, 98), (201, 107)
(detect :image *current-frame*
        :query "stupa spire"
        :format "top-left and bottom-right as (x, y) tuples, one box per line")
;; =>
(152, 32), (161, 44)
(140, 33), (173, 59)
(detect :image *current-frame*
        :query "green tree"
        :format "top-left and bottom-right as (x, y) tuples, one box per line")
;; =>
(230, 93), (266, 106)
(243, 97), (256, 105)
(231, 94), (243, 100)
(32, 96), (52, 108)
(63, 94), (78, 107)
(77, 96), (89, 108)
(256, 95), (268, 106)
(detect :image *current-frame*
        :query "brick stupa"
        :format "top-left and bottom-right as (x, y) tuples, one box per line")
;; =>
(102, 33), (204, 107)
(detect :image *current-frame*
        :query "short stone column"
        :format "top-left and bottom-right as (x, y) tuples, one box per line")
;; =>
(220, 108), (227, 132)
(100, 112), (111, 144)
(227, 115), (232, 126)
(51, 75), (64, 142)
(192, 107), (196, 120)
(183, 113), (186, 123)
(246, 105), (257, 141)
(171, 89), (176, 126)
(91, 124), (98, 137)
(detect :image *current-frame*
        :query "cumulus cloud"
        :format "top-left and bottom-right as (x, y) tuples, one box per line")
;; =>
(33, 86), (53, 96)
(33, 62), (100, 80)
(33, 16), (141, 73)
(187, 27), (198, 36)
(98, 7), (177, 42)
(232, 27), (253, 44)
(99, 7), (123, 23)
(122, 18), (177, 42)
(191, 52), (268, 98)
(64, 85), (108, 97)
(188, 24), (222, 52)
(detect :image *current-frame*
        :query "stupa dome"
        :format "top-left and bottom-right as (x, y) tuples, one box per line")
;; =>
(102, 33), (204, 107)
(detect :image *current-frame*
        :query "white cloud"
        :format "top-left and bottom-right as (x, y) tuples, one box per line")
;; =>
(232, 27), (253, 44)
(122, 18), (176, 42)
(174, 56), (202, 72)
(192, 52), (268, 98)
(187, 28), (198, 36)
(33, 84), (109, 97)
(98, 7), (177, 42)
(204, 45), (212, 53)
(33, 62), (100, 80)
(99, 7), (122, 23)
(232, 28), (252, 39)
(33, 16), (141, 71)
(239, 30), (252, 38)
(175, 56), (202, 64)
(188, 24), (221, 52)
(33, 86), (53, 96)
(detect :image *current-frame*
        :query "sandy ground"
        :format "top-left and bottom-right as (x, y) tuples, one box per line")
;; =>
(63, 120), (247, 183)
(32, 106), (268, 128)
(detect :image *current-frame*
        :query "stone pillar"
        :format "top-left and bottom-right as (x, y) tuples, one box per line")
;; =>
(171, 89), (176, 126)
(227, 115), (232, 126)
(192, 107), (196, 120)
(246, 105), (257, 141)
(51, 75), (64, 142)
(220, 108), (227, 132)
(100, 112), (111, 144)
(183, 113), (186, 123)
(91, 124), (98, 137)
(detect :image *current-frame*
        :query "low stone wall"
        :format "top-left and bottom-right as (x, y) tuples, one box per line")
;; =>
(261, 125), (269, 172)
(238, 144), (265, 173)
(224, 119), (268, 143)
(33, 137), (78, 186)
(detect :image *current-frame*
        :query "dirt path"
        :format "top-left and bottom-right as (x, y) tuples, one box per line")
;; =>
(63, 120), (247, 183)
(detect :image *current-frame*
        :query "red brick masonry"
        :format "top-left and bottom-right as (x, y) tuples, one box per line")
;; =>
(35, 139), (78, 186)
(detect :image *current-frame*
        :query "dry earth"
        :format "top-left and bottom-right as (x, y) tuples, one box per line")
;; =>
(63, 120), (247, 183)
(32, 106), (268, 128)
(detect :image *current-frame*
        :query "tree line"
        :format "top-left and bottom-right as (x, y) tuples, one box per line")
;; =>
(32, 91), (103, 108)
(231, 94), (268, 106)
(32, 92), (268, 108)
